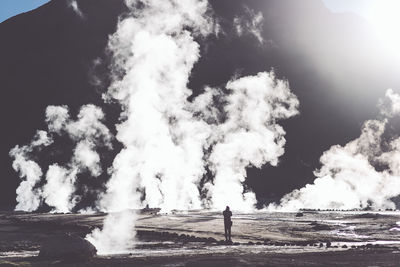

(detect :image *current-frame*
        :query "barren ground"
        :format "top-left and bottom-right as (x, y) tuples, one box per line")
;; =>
(1, 210), (400, 266)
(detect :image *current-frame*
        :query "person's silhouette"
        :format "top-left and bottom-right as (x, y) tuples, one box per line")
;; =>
(223, 206), (232, 242)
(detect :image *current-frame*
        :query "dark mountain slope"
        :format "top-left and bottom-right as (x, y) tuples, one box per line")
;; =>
(0, 0), (126, 208)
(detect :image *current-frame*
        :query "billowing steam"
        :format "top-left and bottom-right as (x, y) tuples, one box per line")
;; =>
(10, 0), (299, 254)
(88, 0), (298, 253)
(270, 89), (400, 211)
(202, 73), (299, 211)
(9, 131), (53, 212)
(86, 0), (216, 253)
(233, 6), (264, 44)
(10, 104), (112, 213)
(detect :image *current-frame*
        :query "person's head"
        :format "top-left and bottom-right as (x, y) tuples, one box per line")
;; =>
(225, 206), (230, 211)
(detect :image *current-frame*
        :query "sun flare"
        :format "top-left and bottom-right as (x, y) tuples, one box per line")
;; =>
(366, 0), (400, 55)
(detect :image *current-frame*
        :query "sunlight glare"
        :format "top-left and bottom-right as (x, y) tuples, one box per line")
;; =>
(367, 0), (400, 57)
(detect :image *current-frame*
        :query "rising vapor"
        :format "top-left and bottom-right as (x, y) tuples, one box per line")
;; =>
(67, 0), (84, 18)
(9, 131), (53, 212)
(203, 72), (299, 211)
(86, 0), (298, 253)
(10, 0), (299, 254)
(233, 6), (264, 44)
(271, 89), (400, 211)
(10, 105), (112, 213)
(87, 0), (215, 253)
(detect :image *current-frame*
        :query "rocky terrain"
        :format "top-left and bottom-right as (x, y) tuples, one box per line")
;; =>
(2, 210), (400, 266)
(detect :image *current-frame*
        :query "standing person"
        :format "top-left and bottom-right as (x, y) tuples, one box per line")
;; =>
(223, 206), (232, 242)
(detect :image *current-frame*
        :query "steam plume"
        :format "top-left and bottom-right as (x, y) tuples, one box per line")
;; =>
(271, 89), (400, 211)
(44, 104), (112, 212)
(203, 72), (299, 210)
(9, 131), (53, 211)
(10, 105), (112, 213)
(233, 6), (264, 44)
(10, 0), (299, 254)
(68, 0), (84, 18)
(87, 0), (215, 254)
(86, 0), (298, 253)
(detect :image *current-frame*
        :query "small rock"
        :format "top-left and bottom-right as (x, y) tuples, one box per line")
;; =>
(206, 237), (217, 243)
(170, 233), (179, 238)
(39, 233), (96, 262)
(312, 224), (332, 231)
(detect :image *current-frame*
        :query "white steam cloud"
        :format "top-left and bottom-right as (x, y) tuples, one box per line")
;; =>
(379, 88), (400, 117)
(44, 105), (112, 212)
(87, 0), (215, 254)
(203, 72), (299, 211)
(9, 131), (53, 211)
(42, 164), (78, 213)
(10, 105), (112, 213)
(86, 0), (298, 254)
(11, 0), (298, 254)
(271, 89), (400, 211)
(68, 0), (84, 18)
(233, 6), (264, 44)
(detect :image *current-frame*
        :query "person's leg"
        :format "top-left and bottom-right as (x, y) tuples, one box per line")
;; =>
(228, 226), (231, 241)
(224, 225), (228, 241)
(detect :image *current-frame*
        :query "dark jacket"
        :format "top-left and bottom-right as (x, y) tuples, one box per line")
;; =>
(223, 210), (232, 227)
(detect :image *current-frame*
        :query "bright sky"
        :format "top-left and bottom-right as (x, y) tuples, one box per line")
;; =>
(323, 0), (400, 58)
(0, 0), (50, 23)
(322, 0), (374, 17)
